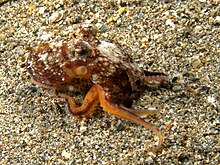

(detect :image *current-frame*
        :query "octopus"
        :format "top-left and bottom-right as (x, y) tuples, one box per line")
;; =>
(26, 23), (169, 152)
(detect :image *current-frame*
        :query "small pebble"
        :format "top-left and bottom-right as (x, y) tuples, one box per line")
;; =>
(191, 59), (201, 68)
(194, 25), (203, 32)
(49, 12), (63, 23)
(40, 33), (53, 41)
(172, 85), (182, 92)
(165, 19), (175, 28)
(80, 126), (87, 132)
(207, 96), (215, 104)
(215, 16), (220, 23)
(39, 7), (46, 14)
(61, 150), (71, 159)
(141, 37), (149, 43)
(118, 7), (126, 14)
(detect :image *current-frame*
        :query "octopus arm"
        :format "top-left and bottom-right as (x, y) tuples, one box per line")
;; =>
(62, 84), (99, 117)
(120, 105), (161, 116)
(143, 71), (169, 88)
(96, 84), (164, 152)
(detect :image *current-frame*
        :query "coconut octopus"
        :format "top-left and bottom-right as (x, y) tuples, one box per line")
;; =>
(26, 23), (169, 152)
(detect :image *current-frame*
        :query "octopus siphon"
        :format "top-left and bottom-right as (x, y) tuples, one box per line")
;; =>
(26, 23), (169, 152)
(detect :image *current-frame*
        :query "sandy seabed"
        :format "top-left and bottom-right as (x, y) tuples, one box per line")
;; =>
(0, 0), (219, 164)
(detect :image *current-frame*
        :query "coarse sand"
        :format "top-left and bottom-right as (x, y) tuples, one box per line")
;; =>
(0, 0), (219, 164)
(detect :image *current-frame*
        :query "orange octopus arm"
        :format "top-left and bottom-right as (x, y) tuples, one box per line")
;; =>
(96, 84), (164, 152)
(62, 84), (99, 117)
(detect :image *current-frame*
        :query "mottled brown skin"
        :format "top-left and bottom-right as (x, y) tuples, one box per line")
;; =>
(26, 23), (169, 153)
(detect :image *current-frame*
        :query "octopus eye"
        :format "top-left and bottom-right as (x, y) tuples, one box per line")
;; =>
(74, 41), (92, 57)
(68, 49), (75, 57)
